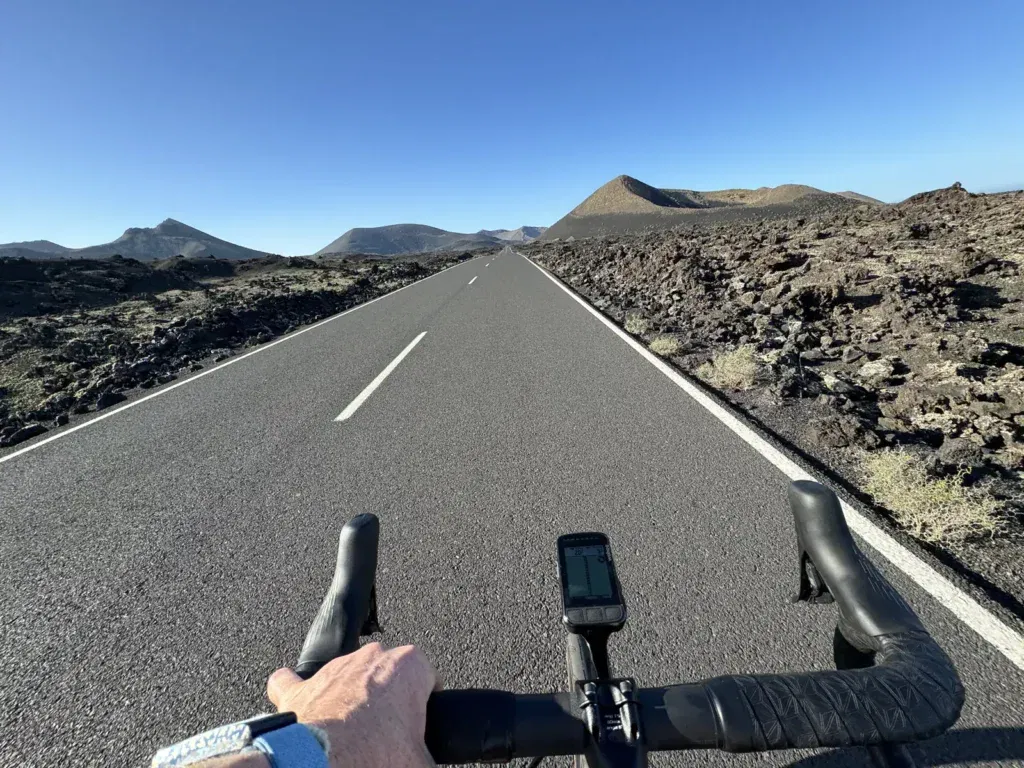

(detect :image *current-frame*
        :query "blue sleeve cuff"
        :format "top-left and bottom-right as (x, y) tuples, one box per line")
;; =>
(253, 723), (329, 768)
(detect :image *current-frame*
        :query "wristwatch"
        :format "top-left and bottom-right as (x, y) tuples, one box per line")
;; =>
(152, 712), (330, 768)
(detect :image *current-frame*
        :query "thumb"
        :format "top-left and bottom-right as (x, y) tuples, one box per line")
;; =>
(267, 667), (303, 709)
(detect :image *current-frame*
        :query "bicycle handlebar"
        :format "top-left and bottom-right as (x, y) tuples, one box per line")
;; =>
(297, 481), (964, 763)
(426, 640), (960, 761)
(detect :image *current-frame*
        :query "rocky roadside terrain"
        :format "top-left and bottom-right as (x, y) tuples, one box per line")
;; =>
(523, 183), (1024, 615)
(0, 250), (485, 448)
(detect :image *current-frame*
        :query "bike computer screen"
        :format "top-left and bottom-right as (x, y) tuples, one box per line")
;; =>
(557, 532), (626, 633)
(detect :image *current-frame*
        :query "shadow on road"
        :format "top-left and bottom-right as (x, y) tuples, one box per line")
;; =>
(785, 727), (1024, 766)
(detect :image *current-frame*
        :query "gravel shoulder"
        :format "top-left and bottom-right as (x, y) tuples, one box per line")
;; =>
(523, 183), (1024, 617)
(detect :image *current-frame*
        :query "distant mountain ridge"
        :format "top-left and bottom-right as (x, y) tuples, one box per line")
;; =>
(544, 175), (881, 240)
(837, 191), (886, 205)
(70, 219), (268, 261)
(477, 226), (548, 242)
(0, 239), (70, 255)
(1, 219), (268, 262)
(2, 220), (548, 262)
(569, 176), (856, 217)
(317, 223), (546, 256)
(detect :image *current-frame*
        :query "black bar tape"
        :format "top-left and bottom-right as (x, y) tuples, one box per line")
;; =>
(703, 630), (963, 752)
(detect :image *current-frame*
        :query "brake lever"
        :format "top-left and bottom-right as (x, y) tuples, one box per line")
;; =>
(362, 585), (382, 636)
(787, 481), (923, 768)
(792, 553), (835, 605)
(294, 513), (381, 679)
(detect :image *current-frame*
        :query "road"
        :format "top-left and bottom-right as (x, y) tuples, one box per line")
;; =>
(2, 248), (1023, 767)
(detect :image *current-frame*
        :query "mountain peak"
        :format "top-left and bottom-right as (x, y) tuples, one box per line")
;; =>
(74, 219), (265, 260)
(545, 175), (873, 240)
(571, 175), (686, 216)
(153, 218), (200, 236)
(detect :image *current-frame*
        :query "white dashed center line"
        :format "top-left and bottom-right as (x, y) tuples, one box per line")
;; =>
(335, 332), (427, 422)
(468, 276), (478, 285)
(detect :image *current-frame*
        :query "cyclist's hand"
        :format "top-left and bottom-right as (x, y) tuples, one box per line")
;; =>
(267, 642), (440, 768)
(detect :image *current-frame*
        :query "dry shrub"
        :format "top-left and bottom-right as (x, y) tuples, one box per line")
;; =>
(861, 450), (1004, 543)
(696, 345), (759, 390)
(649, 336), (680, 356)
(625, 313), (650, 334)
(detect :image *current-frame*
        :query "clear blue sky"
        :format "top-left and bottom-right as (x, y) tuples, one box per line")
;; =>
(2, 0), (1022, 255)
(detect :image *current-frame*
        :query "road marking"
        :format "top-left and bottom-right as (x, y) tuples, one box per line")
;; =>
(0, 257), (482, 465)
(521, 252), (1024, 670)
(335, 332), (426, 422)
(468, 276), (478, 285)
(486, 263), (491, 267)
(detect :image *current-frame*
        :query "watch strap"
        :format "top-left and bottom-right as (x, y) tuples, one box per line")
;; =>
(254, 723), (330, 768)
(153, 712), (326, 768)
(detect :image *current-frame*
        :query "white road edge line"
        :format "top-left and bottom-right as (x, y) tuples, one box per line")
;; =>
(335, 332), (427, 422)
(0, 256), (482, 466)
(468, 276), (478, 285)
(520, 252), (1024, 670)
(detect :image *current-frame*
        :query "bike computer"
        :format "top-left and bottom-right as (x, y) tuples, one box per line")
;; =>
(557, 532), (626, 633)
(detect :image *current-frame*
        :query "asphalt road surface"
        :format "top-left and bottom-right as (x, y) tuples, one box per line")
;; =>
(2, 248), (1023, 767)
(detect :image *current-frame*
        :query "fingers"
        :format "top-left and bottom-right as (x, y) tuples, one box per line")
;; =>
(425, 652), (443, 692)
(356, 641), (386, 660)
(267, 667), (303, 708)
(267, 643), (439, 712)
(393, 644), (443, 696)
